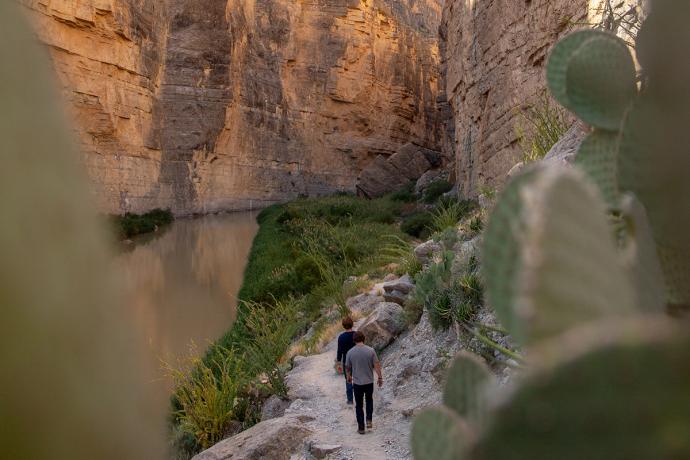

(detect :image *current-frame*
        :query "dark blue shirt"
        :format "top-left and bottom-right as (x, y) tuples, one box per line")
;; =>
(336, 331), (355, 364)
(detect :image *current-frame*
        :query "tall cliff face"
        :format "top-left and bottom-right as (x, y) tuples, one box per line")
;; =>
(440, 0), (590, 197)
(22, 0), (444, 215)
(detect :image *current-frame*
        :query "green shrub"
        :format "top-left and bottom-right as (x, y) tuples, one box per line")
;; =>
(423, 180), (453, 203)
(166, 347), (247, 451)
(431, 199), (477, 233)
(389, 181), (417, 203)
(110, 208), (174, 239)
(243, 299), (301, 397)
(401, 211), (434, 239)
(380, 235), (423, 277)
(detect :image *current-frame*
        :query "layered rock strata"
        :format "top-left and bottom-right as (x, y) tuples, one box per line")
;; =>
(22, 0), (445, 215)
(440, 0), (590, 197)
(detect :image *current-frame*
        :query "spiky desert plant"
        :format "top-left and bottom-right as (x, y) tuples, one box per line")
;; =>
(545, 6), (690, 312)
(412, 2), (690, 458)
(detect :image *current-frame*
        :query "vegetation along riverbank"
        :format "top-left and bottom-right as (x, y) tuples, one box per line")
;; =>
(167, 183), (478, 459)
(110, 208), (174, 239)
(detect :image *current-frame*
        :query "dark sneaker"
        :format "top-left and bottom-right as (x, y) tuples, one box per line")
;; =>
(366, 420), (373, 429)
(358, 429), (366, 435)
(347, 400), (353, 405)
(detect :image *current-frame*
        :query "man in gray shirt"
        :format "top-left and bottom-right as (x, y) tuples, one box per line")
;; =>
(345, 331), (383, 434)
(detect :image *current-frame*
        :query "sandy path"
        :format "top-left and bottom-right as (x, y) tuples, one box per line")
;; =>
(286, 339), (409, 459)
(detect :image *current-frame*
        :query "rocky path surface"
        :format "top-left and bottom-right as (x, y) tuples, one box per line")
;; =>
(194, 287), (476, 460)
(286, 338), (409, 460)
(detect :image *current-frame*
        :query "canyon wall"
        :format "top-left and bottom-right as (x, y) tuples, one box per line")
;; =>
(440, 0), (590, 196)
(22, 0), (445, 215)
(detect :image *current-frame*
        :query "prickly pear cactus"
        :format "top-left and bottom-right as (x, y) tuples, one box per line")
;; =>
(618, 194), (666, 312)
(547, 30), (637, 131)
(519, 167), (636, 340)
(0, 3), (162, 459)
(413, 4), (690, 459)
(442, 352), (493, 427)
(545, 3), (690, 312)
(572, 130), (619, 207)
(469, 319), (690, 460)
(483, 166), (634, 345)
(411, 406), (472, 460)
(481, 166), (541, 343)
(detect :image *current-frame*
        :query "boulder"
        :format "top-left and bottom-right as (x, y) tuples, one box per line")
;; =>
(388, 144), (434, 181)
(382, 274), (415, 295)
(357, 302), (406, 351)
(356, 155), (410, 198)
(346, 293), (384, 315)
(414, 240), (443, 265)
(192, 416), (311, 460)
(383, 290), (407, 306)
(310, 443), (342, 459)
(505, 123), (587, 185)
(451, 235), (482, 277)
(356, 143), (443, 198)
(542, 122), (588, 166)
(414, 168), (449, 195)
(260, 395), (290, 422)
(292, 356), (308, 367)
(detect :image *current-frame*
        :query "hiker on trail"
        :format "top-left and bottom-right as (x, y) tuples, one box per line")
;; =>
(335, 316), (356, 404)
(345, 331), (384, 435)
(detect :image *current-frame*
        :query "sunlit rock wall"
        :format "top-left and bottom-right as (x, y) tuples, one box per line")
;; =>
(21, 0), (445, 215)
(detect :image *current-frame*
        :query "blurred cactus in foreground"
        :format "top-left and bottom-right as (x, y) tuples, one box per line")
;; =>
(0, 3), (163, 459)
(413, 1), (690, 458)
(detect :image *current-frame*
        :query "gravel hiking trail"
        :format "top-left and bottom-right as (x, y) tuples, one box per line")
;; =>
(287, 338), (412, 460)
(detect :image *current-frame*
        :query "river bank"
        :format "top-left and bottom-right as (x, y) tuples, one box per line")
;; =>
(115, 212), (258, 441)
(167, 182), (500, 459)
(187, 191), (516, 459)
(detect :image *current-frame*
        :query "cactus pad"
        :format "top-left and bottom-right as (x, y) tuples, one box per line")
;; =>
(573, 130), (620, 208)
(468, 320), (690, 460)
(618, 194), (666, 312)
(518, 167), (635, 342)
(411, 406), (472, 460)
(618, 97), (690, 309)
(443, 352), (493, 426)
(547, 30), (611, 110)
(482, 166), (542, 343)
(564, 35), (637, 130)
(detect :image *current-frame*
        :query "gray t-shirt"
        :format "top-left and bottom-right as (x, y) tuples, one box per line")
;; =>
(345, 344), (379, 385)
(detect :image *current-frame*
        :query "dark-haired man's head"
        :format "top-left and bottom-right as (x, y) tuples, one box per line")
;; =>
(342, 316), (354, 330)
(353, 331), (365, 343)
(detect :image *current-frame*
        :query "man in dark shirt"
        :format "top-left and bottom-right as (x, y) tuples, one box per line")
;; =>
(335, 316), (355, 404)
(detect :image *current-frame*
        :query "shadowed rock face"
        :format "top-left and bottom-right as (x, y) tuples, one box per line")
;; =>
(21, 0), (445, 215)
(440, 0), (590, 197)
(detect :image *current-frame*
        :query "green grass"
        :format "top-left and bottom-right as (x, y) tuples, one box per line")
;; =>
(110, 208), (173, 239)
(431, 199), (477, 233)
(515, 93), (569, 164)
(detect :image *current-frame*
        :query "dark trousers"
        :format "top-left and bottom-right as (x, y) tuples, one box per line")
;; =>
(353, 383), (374, 430)
(344, 371), (354, 403)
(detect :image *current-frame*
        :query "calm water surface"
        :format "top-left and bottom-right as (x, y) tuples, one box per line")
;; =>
(115, 211), (258, 423)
